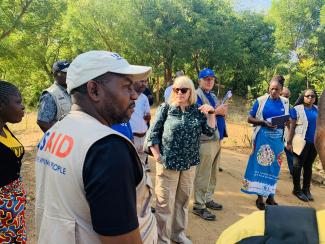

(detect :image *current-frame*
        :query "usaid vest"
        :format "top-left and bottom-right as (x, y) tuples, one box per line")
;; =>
(35, 111), (157, 244)
(251, 94), (289, 144)
(43, 82), (72, 121)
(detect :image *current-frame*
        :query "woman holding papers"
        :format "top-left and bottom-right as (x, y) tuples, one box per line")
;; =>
(241, 75), (290, 210)
(287, 89), (318, 202)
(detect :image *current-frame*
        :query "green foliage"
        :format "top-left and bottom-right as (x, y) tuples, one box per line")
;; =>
(268, 0), (324, 58)
(287, 71), (307, 103)
(0, 0), (324, 108)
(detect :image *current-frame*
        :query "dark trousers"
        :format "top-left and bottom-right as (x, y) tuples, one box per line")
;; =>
(292, 143), (317, 191)
(284, 147), (294, 175)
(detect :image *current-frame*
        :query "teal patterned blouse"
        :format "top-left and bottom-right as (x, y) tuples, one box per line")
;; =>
(146, 103), (215, 171)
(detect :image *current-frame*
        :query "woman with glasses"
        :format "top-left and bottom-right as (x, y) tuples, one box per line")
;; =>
(241, 75), (290, 210)
(0, 80), (26, 243)
(146, 76), (215, 244)
(286, 89), (318, 202)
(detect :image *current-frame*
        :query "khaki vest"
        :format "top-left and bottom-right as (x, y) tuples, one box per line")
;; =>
(292, 104), (318, 154)
(196, 87), (220, 141)
(251, 94), (289, 144)
(35, 111), (157, 244)
(44, 82), (72, 121)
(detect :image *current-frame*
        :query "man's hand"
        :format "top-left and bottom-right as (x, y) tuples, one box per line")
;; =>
(143, 113), (151, 122)
(214, 104), (228, 116)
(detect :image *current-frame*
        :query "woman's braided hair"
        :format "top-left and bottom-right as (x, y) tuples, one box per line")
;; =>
(0, 80), (19, 105)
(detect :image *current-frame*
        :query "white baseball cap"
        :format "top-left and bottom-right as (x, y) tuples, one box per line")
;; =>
(66, 50), (152, 93)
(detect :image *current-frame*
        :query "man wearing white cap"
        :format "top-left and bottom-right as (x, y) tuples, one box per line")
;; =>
(35, 51), (157, 244)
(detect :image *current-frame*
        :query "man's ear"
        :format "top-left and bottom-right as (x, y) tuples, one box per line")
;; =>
(87, 81), (101, 102)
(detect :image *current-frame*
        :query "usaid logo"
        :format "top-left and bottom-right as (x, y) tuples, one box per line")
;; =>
(38, 131), (74, 158)
(111, 53), (123, 60)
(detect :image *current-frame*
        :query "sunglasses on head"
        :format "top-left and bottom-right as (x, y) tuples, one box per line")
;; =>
(173, 87), (190, 94)
(305, 95), (315, 98)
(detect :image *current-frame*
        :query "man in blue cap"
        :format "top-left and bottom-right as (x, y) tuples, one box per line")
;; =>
(37, 60), (72, 132)
(193, 68), (228, 221)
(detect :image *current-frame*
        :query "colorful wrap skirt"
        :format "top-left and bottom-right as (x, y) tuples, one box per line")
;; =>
(0, 178), (27, 244)
(241, 127), (286, 197)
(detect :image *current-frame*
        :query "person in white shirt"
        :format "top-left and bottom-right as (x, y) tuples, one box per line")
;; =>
(130, 79), (151, 167)
(164, 84), (173, 103)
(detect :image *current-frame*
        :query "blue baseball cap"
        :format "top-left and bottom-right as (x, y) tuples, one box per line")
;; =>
(52, 60), (70, 73)
(199, 68), (216, 79)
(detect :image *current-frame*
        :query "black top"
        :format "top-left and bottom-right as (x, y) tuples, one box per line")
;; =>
(238, 206), (319, 244)
(0, 125), (25, 188)
(82, 135), (143, 236)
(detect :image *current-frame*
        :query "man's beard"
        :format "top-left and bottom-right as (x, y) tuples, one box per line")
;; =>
(107, 102), (135, 125)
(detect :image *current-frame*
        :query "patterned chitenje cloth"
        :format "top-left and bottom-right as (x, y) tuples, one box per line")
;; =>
(0, 178), (27, 244)
(241, 127), (285, 197)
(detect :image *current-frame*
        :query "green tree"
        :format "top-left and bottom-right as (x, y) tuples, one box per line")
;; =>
(0, 0), (33, 42)
(268, 0), (324, 59)
(0, 0), (69, 106)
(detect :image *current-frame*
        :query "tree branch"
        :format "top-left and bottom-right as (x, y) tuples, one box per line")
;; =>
(0, 0), (33, 41)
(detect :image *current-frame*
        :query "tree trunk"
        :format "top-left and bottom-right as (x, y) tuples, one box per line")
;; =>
(193, 50), (200, 75)
(164, 66), (172, 85)
(163, 47), (174, 85)
(156, 76), (160, 104)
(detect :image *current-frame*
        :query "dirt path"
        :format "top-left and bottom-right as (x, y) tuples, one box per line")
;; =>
(172, 149), (325, 244)
(15, 116), (325, 244)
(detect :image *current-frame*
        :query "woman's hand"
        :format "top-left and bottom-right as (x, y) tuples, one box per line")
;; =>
(263, 121), (277, 129)
(198, 104), (215, 116)
(150, 145), (163, 164)
(286, 142), (293, 152)
(155, 155), (163, 164)
(199, 104), (216, 129)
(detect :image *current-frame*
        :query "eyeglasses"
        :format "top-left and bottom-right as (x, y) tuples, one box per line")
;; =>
(173, 87), (190, 94)
(305, 95), (315, 99)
